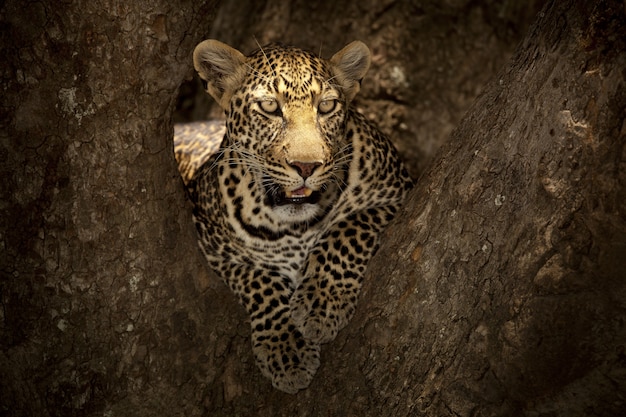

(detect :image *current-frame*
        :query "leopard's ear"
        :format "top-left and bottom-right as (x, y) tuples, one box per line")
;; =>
(330, 41), (371, 102)
(193, 40), (247, 110)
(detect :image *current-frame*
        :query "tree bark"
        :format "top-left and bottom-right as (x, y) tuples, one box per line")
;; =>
(2, 0), (625, 416)
(0, 1), (221, 416)
(352, 1), (626, 415)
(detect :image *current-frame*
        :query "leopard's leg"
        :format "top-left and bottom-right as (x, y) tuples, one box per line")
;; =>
(221, 265), (321, 394)
(290, 206), (397, 344)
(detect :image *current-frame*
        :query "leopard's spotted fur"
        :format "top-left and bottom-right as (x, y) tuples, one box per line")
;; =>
(175, 40), (413, 393)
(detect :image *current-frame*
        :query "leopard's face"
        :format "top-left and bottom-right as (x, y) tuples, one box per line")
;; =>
(224, 46), (350, 223)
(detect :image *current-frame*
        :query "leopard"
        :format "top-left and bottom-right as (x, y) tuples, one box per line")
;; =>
(175, 39), (413, 393)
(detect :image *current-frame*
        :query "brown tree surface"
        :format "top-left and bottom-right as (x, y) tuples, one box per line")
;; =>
(2, 0), (624, 416)
(0, 0), (220, 415)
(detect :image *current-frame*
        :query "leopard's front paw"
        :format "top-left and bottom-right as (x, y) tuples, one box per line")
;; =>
(252, 326), (321, 394)
(290, 286), (350, 344)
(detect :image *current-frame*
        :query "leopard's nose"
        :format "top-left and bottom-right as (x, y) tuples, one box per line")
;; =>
(290, 161), (321, 179)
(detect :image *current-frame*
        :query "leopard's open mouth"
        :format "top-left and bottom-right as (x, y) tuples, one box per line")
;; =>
(268, 186), (321, 206)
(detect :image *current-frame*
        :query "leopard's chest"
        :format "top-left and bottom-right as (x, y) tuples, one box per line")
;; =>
(232, 231), (320, 288)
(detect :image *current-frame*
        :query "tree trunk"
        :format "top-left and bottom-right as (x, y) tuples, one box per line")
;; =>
(0, 1), (221, 416)
(2, 0), (624, 416)
(353, 1), (626, 415)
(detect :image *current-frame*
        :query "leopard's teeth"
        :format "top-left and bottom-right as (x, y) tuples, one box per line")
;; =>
(286, 187), (313, 198)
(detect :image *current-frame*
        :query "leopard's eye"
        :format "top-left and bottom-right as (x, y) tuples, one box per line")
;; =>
(259, 99), (280, 115)
(318, 99), (336, 115)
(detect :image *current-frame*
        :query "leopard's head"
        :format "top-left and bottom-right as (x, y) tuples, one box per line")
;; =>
(193, 40), (370, 223)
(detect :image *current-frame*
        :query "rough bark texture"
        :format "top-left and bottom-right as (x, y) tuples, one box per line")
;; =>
(2, 0), (625, 416)
(354, 1), (626, 415)
(0, 1), (221, 415)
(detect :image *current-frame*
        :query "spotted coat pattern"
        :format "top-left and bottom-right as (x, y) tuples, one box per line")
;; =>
(177, 40), (413, 393)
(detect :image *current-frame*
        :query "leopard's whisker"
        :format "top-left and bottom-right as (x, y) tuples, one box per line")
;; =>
(254, 36), (277, 78)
